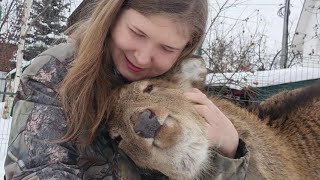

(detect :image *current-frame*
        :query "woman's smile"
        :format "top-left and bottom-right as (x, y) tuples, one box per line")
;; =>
(125, 56), (144, 73)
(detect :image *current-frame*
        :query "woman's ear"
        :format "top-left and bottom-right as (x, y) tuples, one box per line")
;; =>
(163, 56), (207, 91)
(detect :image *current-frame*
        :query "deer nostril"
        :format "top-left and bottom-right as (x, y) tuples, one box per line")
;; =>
(134, 109), (161, 138)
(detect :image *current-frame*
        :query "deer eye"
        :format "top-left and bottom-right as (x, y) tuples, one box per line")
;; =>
(143, 84), (154, 93)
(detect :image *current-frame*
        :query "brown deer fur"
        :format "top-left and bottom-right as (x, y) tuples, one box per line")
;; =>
(106, 57), (320, 179)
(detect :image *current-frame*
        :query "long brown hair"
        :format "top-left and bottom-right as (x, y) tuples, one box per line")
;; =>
(59, 0), (208, 144)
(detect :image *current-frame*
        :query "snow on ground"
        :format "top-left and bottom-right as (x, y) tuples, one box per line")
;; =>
(206, 66), (320, 90)
(0, 102), (12, 179)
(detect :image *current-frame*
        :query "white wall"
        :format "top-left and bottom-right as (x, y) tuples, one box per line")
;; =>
(293, 0), (320, 68)
(302, 9), (319, 57)
(0, 102), (12, 179)
(0, 72), (7, 93)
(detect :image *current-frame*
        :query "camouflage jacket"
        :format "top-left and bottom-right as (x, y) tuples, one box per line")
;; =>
(5, 42), (250, 180)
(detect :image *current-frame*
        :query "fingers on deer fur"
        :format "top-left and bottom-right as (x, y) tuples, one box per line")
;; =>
(184, 89), (211, 106)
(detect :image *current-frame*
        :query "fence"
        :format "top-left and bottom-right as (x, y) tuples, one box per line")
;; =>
(206, 64), (320, 106)
(302, 56), (320, 68)
(0, 102), (11, 178)
(0, 72), (6, 101)
(0, 72), (14, 178)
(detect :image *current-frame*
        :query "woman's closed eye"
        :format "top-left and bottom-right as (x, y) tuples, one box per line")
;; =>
(128, 26), (178, 53)
(129, 28), (145, 38)
(161, 45), (175, 53)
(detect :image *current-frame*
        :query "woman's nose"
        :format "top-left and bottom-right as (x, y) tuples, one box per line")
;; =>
(134, 43), (154, 66)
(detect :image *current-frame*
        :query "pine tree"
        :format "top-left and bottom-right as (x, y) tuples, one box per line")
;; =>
(24, 0), (70, 60)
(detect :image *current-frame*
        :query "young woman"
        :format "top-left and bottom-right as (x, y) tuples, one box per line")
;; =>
(5, 0), (249, 179)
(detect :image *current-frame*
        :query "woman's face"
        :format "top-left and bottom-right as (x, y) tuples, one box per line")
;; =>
(110, 9), (190, 82)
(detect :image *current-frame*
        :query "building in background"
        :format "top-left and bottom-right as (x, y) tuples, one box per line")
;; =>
(0, 42), (16, 101)
(292, 0), (320, 68)
(0, 43), (16, 72)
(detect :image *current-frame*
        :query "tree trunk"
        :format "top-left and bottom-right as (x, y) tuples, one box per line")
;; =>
(13, 0), (33, 93)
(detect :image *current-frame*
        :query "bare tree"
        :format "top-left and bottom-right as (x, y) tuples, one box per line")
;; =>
(13, 0), (32, 92)
(0, 0), (16, 33)
(202, 0), (279, 105)
(203, 1), (302, 75)
(0, 0), (22, 42)
(203, 1), (267, 73)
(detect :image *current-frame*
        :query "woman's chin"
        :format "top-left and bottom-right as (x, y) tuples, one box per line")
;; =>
(120, 71), (142, 82)
(119, 67), (154, 82)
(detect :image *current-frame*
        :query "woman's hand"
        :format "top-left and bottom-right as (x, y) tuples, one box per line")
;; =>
(184, 88), (239, 158)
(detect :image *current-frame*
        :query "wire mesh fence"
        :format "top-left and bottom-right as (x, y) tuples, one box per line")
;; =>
(0, 72), (14, 177)
(205, 59), (320, 106)
(0, 102), (12, 178)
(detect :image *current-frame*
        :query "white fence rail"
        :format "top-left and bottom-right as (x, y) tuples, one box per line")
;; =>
(0, 102), (12, 179)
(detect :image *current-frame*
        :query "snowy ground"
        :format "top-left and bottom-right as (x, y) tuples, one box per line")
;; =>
(0, 102), (12, 179)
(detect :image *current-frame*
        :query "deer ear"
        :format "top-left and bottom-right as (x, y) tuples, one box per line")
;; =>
(165, 56), (207, 90)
